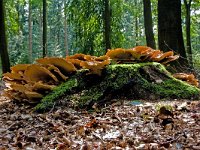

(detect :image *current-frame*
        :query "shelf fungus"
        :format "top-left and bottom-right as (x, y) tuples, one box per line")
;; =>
(24, 91), (43, 100)
(2, 46), (192, 103)
(67, 53), (110, 75)
(106, 46), (179, 64)
(80, 59), (110, 75)
(66, 53), (87, 61)
(24, 64), (59, 83)
(3, 82), (44, 102)
(106, 48), (136, 63)
(173, 73), (199, 87)
(10, 64), (30, 73)
(3, 72), (24, 81)
(47, 64), (68, 81)
(36, 57), (77, 75)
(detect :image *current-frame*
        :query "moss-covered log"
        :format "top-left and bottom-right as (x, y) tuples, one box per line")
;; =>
(35, 62), (200, 112)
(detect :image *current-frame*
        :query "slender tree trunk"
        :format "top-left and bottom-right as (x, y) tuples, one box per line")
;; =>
(43, 0), (47, 57)
(0, 0), (10, 73)
(143, 0), (156, 49)
(57, 2), (60, 48)
(16, 0), (20, 33)
(158, 0), (188, 66)
(28, 0), (32, 63)
(184, 0), (193, 68)
(64, 0), (69, 56)
(135, 17), (139, 46)
(104, 0), (111, 51)
(134, 1), (139, 46)
(39, 7), (43, 54)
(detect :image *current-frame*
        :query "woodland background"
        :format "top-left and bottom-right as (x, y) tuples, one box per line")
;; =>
(0, 0), (200, 75)
(1, 1), (200, 149)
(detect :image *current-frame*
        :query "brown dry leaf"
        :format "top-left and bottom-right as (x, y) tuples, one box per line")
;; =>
(1, 92), (200, 149)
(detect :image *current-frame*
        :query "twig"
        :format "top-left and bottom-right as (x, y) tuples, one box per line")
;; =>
(49, 102), (56, 113)
(158, 132), (184, 146)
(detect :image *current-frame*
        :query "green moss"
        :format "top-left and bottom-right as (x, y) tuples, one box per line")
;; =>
(76, 63), (171, 106)
(133, 64), (200, 99)
(35, 62), (200, 112)
(150, 79), (200, 98)
(76, 63), (199, 106)
(34, 78), (79, 112)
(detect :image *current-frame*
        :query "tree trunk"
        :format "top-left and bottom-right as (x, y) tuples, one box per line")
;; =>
(104, 0), (111, 51)
(134, 1), (139, 46)
(57, 2), (60, 48)
(43, 0), (47, 57)
(39, 7), (43, 54)
(158, 0), (188, 66)
(64, 0), (68, 56)
(135, 17), (139, 46)
(0, 0), (10, 73)
(184, 0), (193, 68)
(28, 0), (32, 63)
(16, 0), (20, 33)
(143, 0), (156, 49)
(64, 11), (68, 56)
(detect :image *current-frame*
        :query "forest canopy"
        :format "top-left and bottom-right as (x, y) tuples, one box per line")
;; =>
(0, 0), (200, 74)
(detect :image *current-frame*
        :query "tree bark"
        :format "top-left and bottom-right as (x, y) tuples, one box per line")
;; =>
(43, 0), (47, 57)
(104, 0), (111, 51)
(57, 2), (61, 48)
(0, 0), (10, 73)
(28, 0), (33, 63)
(64, 0), (69, 56)
(39, 7), (43, 52)
(184, 0), (193, 68)
(143, 0), (156, 49)
(158, 0), (188, 66)
(134, 1), (139, 46)
(135, 17), (139, 46)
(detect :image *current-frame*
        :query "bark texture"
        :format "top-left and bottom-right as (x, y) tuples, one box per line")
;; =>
(184, 0), (193, 68)
(104, 0), (111, 51)
(43, 0), (47, 57)
(64, 0), (69, 56)
(0, 0), (10, 73)
(135, 1), (139, 46)
(158, 0), (188, 66)
(28, 0), (32, 63)
(143, 0), (156, 49)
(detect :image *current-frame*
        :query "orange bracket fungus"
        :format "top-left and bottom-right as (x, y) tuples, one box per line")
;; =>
(2, 46), (196, 103)
(173, 73), (199, 87)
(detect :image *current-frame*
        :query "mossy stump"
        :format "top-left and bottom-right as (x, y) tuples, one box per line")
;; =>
(35, 62), (200, 112)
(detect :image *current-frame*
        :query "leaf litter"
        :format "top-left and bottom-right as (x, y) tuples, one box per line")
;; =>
(0, 96), (200, 150)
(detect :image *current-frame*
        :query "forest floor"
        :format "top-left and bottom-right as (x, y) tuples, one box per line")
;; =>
(0, 95), (200, 150)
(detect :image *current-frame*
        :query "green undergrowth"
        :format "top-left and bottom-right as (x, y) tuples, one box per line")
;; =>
(34, 62), (200, 112)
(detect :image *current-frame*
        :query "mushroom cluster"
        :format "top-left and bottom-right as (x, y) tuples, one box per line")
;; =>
(3, 46), (197, 102)
(173, 73), (199, 87)
(66, 54), (110, 75)
(3, 55), (110, 102)
(3, 58), (77, 102)
(106, 46), (179, 64)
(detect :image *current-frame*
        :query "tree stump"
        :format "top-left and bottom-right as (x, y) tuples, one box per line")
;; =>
(35, 62), (200, 112)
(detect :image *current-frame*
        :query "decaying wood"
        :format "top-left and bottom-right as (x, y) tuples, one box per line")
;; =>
(2, 46), (199, 103)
